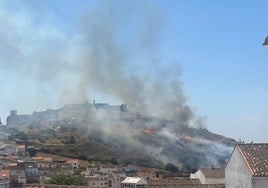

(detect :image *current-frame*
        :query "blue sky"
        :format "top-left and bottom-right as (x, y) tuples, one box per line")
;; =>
(0, 0), (267, 142)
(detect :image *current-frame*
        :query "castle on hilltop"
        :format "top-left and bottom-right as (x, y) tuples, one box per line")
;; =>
(6, 101), (128, 126)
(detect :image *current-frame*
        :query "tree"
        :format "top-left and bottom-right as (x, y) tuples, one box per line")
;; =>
(61, 136), (76, 145)
(110, 157), (119, 165)
(44, 173), (87, 186)
(37, 135), (48, 143)
(165, 163), (178, 172)
(78, 155), (87, 160)
(27, 148), (37, 157)
(69, 136), (76, 144)
(9, 131), (28, 141)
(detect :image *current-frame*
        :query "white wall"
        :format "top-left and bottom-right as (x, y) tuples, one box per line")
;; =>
(252, 177), (268, 188)
(190, 170), (205, 184)
(191, 169), (225, 184)
(225, 146), (252, 188)
(206, 177), (224, 185)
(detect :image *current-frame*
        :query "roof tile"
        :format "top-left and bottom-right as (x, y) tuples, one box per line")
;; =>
(238, 144), (268, 177)
(200, 168), (224, 179)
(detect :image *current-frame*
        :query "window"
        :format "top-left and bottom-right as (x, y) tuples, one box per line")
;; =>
(108, 180), (112, 187)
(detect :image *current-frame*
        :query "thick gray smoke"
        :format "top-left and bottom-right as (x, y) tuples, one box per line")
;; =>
(1, 1), (233, 169)
(0, 1), (206, 128)
(76, 2), (207, 129)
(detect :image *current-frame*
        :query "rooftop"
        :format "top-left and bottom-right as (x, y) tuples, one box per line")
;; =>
(121, 177), (147, 185)
(199, 168), (224, 179)
(149, 178), (201, 185)
(18, 145), (25, 149)
(237, 143), (268, 177)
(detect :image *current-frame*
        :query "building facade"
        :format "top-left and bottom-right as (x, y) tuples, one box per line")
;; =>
(121, 177), (147, 188)
(225, 143), (268, 188)
(190, 167), (225, 185)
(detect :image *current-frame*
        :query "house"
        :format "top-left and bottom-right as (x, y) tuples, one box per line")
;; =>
(225, 143), (268, 188)
(16, 174), (26, 184)
(25, 165), (39, 176)
(137, 169), (157, 180)
(85, 165), (126, 188)
(66, 159), (79, 168)
(33, 157), (52, 168)
(87, 166), (98, 174)
(4, 144), (17, 155)
(0, 172), (10, 188)
(190, 165), (225, 184)
(87, 174), (109, 188)
(0, 132), (9, 140)
(38, 168), (50, 176)
(121, 177), (147, 188)
(99, 165), (121, 174)
(18, 162), (39, 183)
(0, 178), (9, 188)
(147, 178), (201, 187)
(8, 166), (26, 185)
(43, 157), (53, 163)
(17, 145), (25, 155)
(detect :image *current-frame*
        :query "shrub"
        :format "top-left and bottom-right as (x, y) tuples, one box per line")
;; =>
(44, 173), (87, 186)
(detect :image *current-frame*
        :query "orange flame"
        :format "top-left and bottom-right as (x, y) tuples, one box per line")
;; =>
(184, 135), (192, 140)
(143, 128), (154, 135)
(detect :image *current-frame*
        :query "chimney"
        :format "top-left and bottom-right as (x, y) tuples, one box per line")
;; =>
(210, 162), (215, 169)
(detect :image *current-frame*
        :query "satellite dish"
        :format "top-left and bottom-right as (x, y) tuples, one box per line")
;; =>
(263, 36), (268, 45)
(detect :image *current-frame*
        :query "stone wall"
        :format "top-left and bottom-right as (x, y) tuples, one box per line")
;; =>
(23, 184), (89, 188)
(23, 184), (224, 188)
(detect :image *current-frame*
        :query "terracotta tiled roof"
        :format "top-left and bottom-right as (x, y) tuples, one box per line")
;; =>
(17, 145), (25, 149)
(121, 177), (147, 184)
(43, 157), (52, 162)
(237, 143), (268, 177)
(199, 168), (224, 179)
(148, 178), (201, 185)
(32, 157), (43, 161)
(66, 159), (78, 163)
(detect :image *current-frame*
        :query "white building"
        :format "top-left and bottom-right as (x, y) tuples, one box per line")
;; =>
(9, 166), (26, 184)
(99, 165), (121, 174)
(25, 165), (39, 175)
(0, 180), (9, 188)
(86, 165), (126, 188)
(17, 145), (25, 156)
(0, 132), (9, 140)
(190, 166), (224, 184)
(225, 143), (268, 188)
(66, 159), (79, 169)
(121, 177), (147, 188)
(4, 144), (17, 155)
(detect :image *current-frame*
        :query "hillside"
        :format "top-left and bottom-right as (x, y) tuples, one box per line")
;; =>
(4, 102), (236, 171)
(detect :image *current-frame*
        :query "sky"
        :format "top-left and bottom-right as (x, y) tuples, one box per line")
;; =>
(0, 0), (267, 143)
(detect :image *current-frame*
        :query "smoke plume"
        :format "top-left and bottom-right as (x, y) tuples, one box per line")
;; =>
(0, 1), (235, 169)
(0, 0), (206, 128)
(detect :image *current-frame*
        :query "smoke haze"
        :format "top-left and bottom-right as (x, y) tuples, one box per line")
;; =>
(0, 1), (238, 169)
(0, 0), (206, 128)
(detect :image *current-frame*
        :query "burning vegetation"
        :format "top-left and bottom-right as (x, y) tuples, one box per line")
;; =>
(1, 1), (237, 172)
(5, 101), (236, 171)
